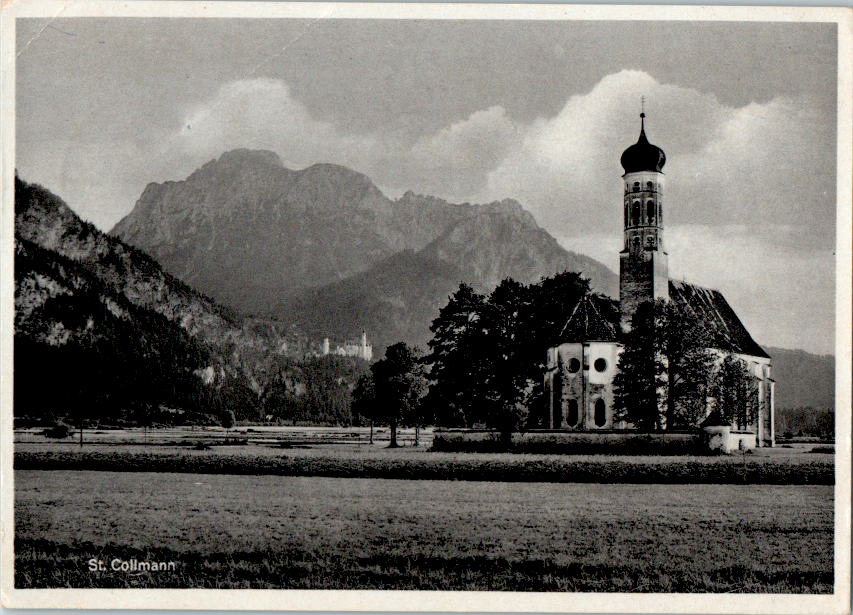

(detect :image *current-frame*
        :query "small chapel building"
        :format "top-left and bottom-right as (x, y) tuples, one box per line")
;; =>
(543, 114), (775, 447)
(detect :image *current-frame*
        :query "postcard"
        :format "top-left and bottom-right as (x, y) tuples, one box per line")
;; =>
(1, 2), (850, 613)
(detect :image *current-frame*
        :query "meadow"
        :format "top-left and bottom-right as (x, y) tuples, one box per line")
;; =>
(15, 470), (833, 591)
(14, 428), (835, 591)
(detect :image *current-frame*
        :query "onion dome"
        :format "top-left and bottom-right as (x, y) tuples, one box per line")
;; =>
(620, 113), (666, 174)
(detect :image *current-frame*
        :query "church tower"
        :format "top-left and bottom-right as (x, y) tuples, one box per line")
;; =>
(619, 112), (669, 331)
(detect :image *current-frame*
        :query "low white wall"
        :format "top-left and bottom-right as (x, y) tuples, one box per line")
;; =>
(701, 425), (756, 454)
(434, 428), (756, 455)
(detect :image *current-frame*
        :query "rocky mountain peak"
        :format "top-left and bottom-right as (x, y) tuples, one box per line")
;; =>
(111, 153), (617, 315)
(186, 148), (286, 183)
(217, 148), (282, 168)
(286, 162), (389, 213)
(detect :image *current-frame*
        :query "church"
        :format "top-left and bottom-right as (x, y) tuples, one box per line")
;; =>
(543, 113), (775, 447)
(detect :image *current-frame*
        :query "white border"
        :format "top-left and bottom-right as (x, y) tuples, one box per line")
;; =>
(0, 3), (850, 613)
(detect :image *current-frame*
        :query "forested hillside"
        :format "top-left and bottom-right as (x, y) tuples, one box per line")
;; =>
(767, 346), (835, 439)
(14, 177), (367, 427)
(766, 346), (834, 411)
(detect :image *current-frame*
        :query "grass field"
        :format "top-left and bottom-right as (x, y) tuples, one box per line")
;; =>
(15, 470), (833, 591)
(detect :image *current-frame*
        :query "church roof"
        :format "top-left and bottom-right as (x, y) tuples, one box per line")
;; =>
(621, 114), (666, 174)
(559, 295), (619, 343)
(668, 280), (770, 359)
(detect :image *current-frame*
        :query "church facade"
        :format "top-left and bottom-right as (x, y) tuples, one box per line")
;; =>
(544, 114), (775, 447)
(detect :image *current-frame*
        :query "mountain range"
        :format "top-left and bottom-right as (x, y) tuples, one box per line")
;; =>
(111, 149), (617, 348)
(764, 347), (834, 411)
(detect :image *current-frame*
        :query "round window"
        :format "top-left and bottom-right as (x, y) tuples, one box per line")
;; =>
(594, 358), (607, 372)
(568, 358), (581, 373)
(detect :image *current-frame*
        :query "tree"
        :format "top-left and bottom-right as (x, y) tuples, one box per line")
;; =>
(613, 302), (665, 430)
(424, 284), (488, 427)
(220, 408), (236, 430)
(526, 272), (593, 350)
(614, 299), (715, 431)
(657, 302), (716, 428)
(369, 342), (427, 448)
(351, 373), (377, 444)
(474, 279), (536, 443)
(712, 354), (759, 430)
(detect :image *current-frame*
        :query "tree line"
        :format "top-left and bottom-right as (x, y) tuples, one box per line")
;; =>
(17, 247), (760, 438)
(353, 273), (763, 446)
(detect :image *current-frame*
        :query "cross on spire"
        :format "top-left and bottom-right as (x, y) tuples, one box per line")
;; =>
(640, 95), (646, 118)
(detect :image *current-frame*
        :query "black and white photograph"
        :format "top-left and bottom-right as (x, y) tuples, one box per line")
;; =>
(1, 2), (850, 612)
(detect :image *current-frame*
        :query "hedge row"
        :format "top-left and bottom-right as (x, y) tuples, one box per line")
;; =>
(432, 434), (699, 455)
(14, 450), (833, 485)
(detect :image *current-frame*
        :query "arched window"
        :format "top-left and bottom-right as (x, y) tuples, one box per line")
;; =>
(631, 201), (640, 226)
(632, 236), (640, 249)
(658, 203), (662, 224)
(568, 358), (581, 373)
(646, 181), (654, 191)
(594, 399), (607, 427)
(567, 399), (579, 427)
(647, 200), (655, 224)
(552, 373), (562, 427)
(632, 181), (640, 192)
(594, 358), (607, 372)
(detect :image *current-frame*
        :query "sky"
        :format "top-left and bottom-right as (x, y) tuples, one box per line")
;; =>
(15, 18), (838, 354)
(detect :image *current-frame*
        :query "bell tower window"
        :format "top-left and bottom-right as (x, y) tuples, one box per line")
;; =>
(632, 181), (640, 192)
(646, 181), (654, 191)
(647, 200), (655, 224)
(631, 201), (640, 226)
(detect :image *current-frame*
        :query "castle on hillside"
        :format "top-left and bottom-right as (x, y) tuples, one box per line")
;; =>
(321, 330), (373, 361)
(543, 113), (775, 447)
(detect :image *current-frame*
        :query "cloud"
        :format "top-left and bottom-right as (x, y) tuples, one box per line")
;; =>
(402, 105), (520, 198)
(174, 78), (383, 171)
(171, 81), (520, 201)
(480, 70), (834, 250)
